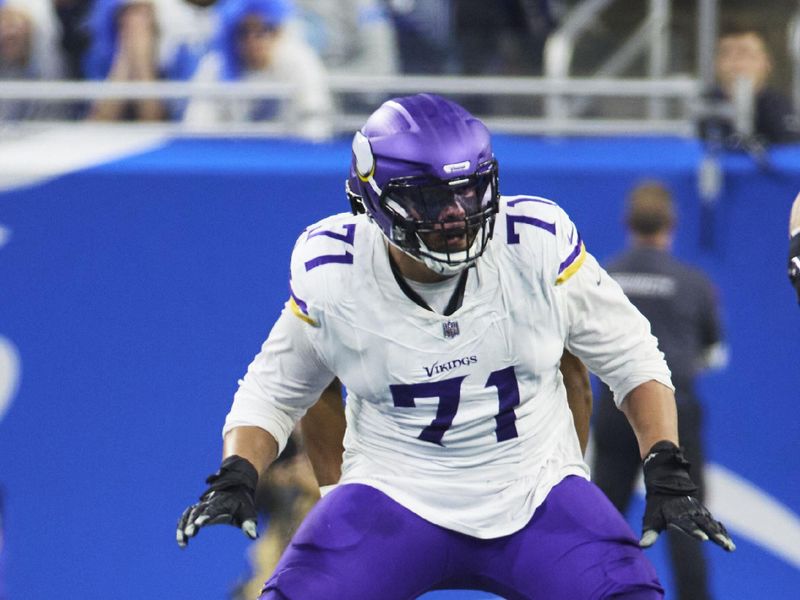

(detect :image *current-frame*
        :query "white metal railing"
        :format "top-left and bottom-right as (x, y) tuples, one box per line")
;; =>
(0, 75), (703, 137)
(0, 76), (700, 101)
(544, 0), (721, 121)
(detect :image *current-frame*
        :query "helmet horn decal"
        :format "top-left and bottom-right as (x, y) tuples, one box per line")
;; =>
(352, 132), (375, 181)
(352, 131), (383, 197)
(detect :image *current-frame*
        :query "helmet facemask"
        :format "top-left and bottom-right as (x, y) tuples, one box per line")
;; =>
(380, 160), (499, 274)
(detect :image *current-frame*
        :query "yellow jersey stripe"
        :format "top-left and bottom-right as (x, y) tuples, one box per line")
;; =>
(289, 296), (319, 327)
(556, 243), (586, 285)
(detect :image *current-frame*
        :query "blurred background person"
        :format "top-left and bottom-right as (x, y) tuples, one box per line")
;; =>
(183, 0), (333, 140)
(455, 0), (555, 77)
(591, 181), (728, 600)
(159, 0), (220, 83)
(701, 26), (799, 145)
(385, 0), (457, 75)
(292, 0), (398, 112)
(231, 432), (320, 600)
(789, 192), (800, 304)
(83, 0), (165, 121)
(52, 0), (92, 81)
(453, 0), (557, 115)
(0, 0), (64, 120)
(293, 0), (397, 78)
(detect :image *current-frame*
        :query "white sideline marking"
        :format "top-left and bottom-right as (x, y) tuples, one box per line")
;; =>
(0, 336), (20, 423)
(588, 436), (800, 568)
(0, 126), (167, 191)
(705, 463), (800, 569)
(629, 462), (800, 568)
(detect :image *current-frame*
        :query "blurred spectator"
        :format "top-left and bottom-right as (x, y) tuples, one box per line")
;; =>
(159, 0), (220, 83)
(0, 0), (63, 78)
(84, 0), (165, 120)
(454, 0), (556, 115)
(292, 0), (398, 112)
(0, 5), (33, 80)
(455, 0), (554, 77)
(52, 0), (91, 80)
(701, 26), (799, 145)
(0, 0), (64, 119)
(294, 0), (397, 76)
(592, 181), (727, 600)
(184, 0), (333, 140)
(385, 0), (457, 74)
(232, 432), (319, 600)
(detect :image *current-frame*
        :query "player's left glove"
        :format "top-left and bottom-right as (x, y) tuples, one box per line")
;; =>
(176, 455), (258, 548)
(640, 440), (735, 552)
(788, 233), (800, 304)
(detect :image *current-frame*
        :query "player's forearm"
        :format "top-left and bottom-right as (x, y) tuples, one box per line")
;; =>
(560, 350), (592, 455)
(223, 425), (280, 476)
(620, 380), (678, 458)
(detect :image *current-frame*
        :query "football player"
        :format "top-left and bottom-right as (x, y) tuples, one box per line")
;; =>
(178, 94), (733, 599)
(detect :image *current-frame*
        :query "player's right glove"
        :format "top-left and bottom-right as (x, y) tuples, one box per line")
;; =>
(640, 440), (735, 552)
(176, 455), (259, 548)
(788, 233), (800, 304)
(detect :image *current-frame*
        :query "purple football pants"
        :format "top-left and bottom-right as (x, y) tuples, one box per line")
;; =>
(260, 476), (663, 600)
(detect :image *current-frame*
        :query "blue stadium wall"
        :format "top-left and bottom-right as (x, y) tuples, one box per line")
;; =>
(0, 136), (798, 599)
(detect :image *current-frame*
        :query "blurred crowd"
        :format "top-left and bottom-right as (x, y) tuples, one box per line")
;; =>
(0, 0), (558, 135)
(0, 0), (798, 142)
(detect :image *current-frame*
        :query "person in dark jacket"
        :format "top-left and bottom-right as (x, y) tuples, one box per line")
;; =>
(592, 181), (728, 600)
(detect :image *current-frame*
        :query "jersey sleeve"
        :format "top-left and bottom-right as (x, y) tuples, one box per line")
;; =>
(223, 305), (336, 453)
(285, 213), (358, 330)
(560, 251), (674, 406)
(499, 196), (586, 285)
(222, 219), (350, 452)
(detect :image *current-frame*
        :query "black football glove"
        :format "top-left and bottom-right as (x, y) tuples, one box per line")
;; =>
(789, 234), (800, 304)
(176, 455), (258, 548)
(640, 440), (735, 552)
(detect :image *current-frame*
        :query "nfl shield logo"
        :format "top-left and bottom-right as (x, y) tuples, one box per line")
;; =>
(442, 321), (460, 338)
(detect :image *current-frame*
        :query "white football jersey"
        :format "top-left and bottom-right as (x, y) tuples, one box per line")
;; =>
(224, 196), (672, 538)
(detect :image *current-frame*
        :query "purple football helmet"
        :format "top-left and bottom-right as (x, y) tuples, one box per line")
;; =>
(346, 94), (500, 275)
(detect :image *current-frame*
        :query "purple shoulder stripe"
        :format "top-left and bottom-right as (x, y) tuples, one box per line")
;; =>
(289, 281), (310, 315)
(307, 223), (356, 244)
(559, 232), (583, 272)
(506, 196), (556, 207)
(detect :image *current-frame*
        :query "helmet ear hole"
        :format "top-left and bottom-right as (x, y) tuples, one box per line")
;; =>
(352, 132), (375, 181)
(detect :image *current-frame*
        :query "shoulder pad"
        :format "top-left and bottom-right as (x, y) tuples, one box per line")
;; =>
(496, 196), (586, 285)
(288, 213), (364, 326)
